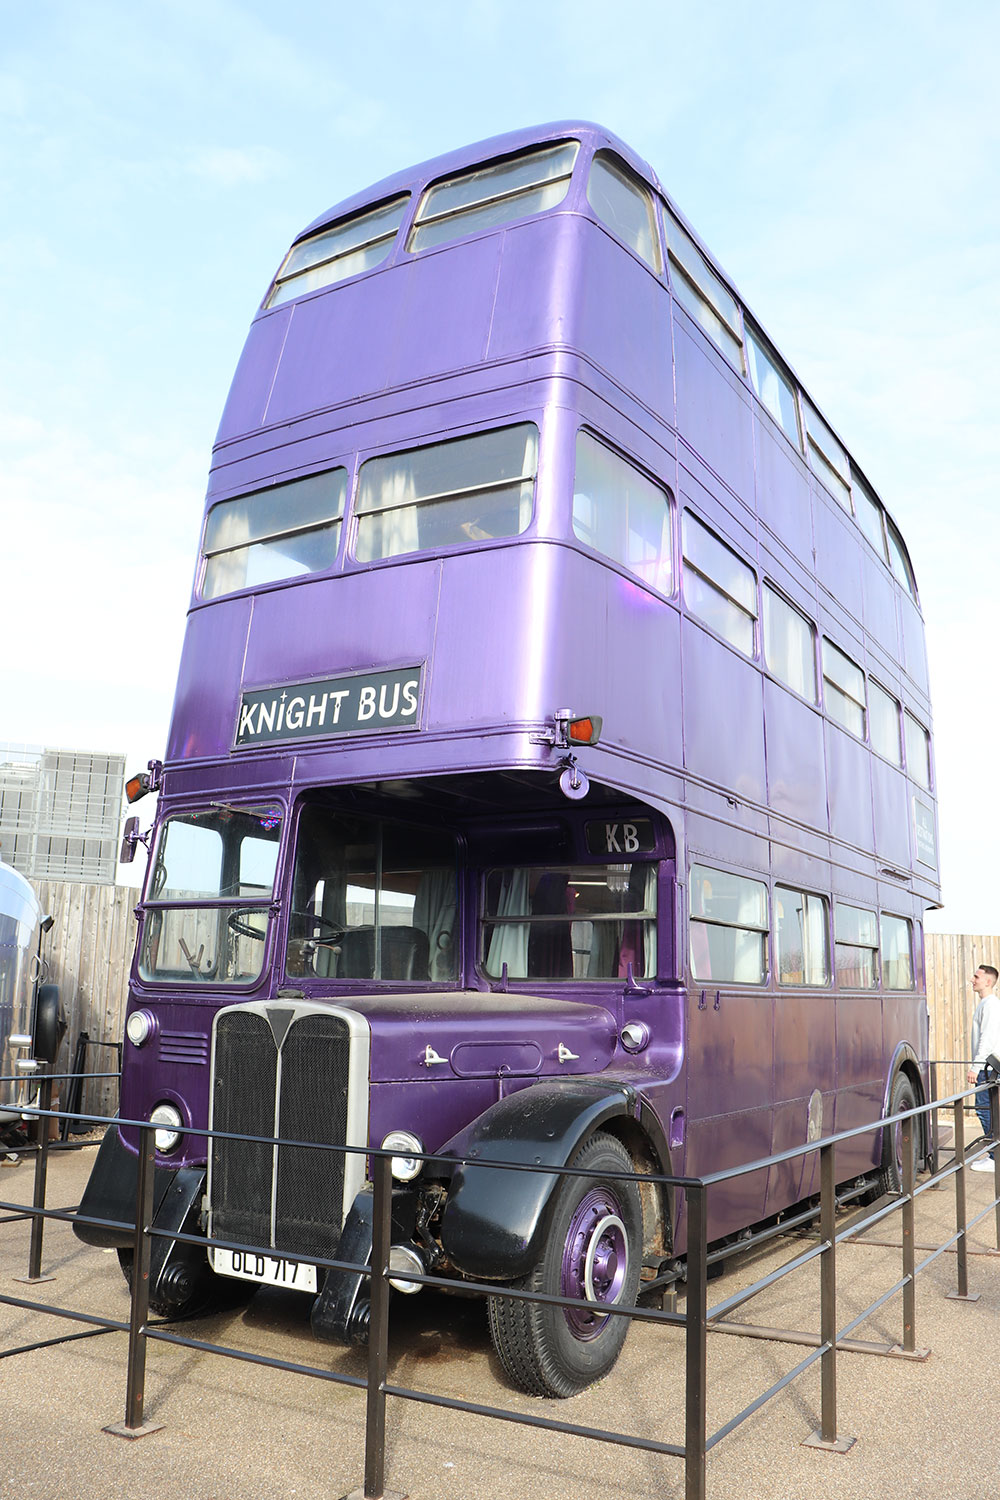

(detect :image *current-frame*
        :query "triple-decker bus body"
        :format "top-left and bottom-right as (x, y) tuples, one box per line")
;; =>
(77, 123), (939, 1397)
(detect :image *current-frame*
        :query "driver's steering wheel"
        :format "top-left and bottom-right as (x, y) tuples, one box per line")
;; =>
(289, 910), (345, 943)
(227, 910), (268, 941)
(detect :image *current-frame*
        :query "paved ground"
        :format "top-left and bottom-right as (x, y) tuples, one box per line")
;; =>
(2, 1140), (1000, 1500)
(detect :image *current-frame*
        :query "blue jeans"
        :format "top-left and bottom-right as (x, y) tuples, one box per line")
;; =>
(975, 1069), (996, 1157)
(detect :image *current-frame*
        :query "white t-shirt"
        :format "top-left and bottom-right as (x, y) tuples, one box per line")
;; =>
(971, 989), (1000, 1069)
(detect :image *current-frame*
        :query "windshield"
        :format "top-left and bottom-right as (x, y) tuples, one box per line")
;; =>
(482, 863), (657, 981)
(286, 806), (458, 983)
(139, 804), (283, 984)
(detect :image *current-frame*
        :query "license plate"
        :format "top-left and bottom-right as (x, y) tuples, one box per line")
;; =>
(211, 1246), (317, 1293)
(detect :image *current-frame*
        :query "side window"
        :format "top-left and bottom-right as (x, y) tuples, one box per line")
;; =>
(409, 142), (578, 253)
(586, 153), (660, 270)
(266, 196), (409, 307)
(664, 209), (743, 371)
(886, 518), (918, 600)
(745, 325), (801, 449)
(803, 400), (852, 512)
(354, 424), (537, 563)
(852, 475), (888, 561)
(834, 904), (879, 988)
(763, 585), (817, 701)
(904, 713), (932, 788)
(572, 432), (672, 594)
(869, 680), (902, 765)
(689, 864), (767, 984)
(201, 469), (347, 600)
(682, 513), (757, 657)
(774, 887), (830, 986)
(880, 914), (914, 990)
(822, 639), (866, 739)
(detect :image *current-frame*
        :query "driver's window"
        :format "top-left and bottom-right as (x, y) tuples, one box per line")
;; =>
(286, 807), (458, 982)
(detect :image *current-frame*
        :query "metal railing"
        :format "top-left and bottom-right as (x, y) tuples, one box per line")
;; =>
(2, 1069), (1000, 1500)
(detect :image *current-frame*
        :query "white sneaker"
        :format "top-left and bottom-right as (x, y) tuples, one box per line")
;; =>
(970, 1158), (995, 1172)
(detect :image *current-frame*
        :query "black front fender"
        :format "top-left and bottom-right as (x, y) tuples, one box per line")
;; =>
(438, 1079), (637, 1281)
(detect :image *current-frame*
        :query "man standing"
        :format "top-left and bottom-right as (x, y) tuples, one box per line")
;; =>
(967, 964), (1000, 1171)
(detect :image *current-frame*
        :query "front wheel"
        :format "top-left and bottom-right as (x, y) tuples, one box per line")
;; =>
(487, 1131), (641, 1397)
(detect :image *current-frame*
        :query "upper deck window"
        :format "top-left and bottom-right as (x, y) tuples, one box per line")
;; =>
(354, 423), (538, 563)
(852, 475), (887, 561)
(763, 585), (817, 701)
(869, 680), (902, 765)
(682, 512), (757, 657)
(822, 638), (866, 739)
(201, 468), (347, 599)
(266, 196), (409, 308)
(586, 153), (660, 270)
(803, 400), (852, 512)
(408, 142), (578, 253)
(572, 432), (672, 594)
(904, 712), (932, 788)
(886, 517), (918, 600)
(746, 326), (802, 449)
(664, 211), (743, 371)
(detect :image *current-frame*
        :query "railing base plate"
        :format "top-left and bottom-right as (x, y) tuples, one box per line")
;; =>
(946, 1290), (982, 1302)
(336, 1490), (408, 1500)
(12, 1273), (56, 1284)
(802, 1430), (857, 1454)
(103, 1421), (165, 1440)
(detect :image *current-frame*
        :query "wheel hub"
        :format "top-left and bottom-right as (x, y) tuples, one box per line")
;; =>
(561, 1189), (629, 1340)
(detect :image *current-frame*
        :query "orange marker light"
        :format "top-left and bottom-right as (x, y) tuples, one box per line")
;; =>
(125, 772), (151, 804)
(567, 715), (602, 746)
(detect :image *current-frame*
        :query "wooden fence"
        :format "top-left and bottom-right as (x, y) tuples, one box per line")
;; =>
(26, 878), (1000, 1124)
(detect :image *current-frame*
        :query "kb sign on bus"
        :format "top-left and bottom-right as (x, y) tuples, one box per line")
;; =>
(235, 666), (422, 748)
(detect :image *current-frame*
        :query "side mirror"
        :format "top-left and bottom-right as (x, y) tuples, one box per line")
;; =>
(120, 815), (141, 864)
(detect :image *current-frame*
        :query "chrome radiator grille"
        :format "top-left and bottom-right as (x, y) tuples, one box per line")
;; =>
(209, 1004), (362, 1260)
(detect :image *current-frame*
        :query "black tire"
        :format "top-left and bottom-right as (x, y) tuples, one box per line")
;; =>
(487, 1131), (641, 1398)
(116, 1248), (255, 1320)
(879, 1073), (918, 1196)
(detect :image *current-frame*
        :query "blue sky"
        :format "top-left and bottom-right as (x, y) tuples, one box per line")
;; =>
(2, 1), (997, 929)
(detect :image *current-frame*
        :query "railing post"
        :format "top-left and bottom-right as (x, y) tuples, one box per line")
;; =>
(948, 1095), (979, 1302)
(803, 1140), (854, 1453)
(17, 1065), (55, 1284)
(684, 1181), (708, 1500)
(901, 1114), (916, 1353)
(364, 1152), (392, 1500)
(104, 1121), (163, 1438)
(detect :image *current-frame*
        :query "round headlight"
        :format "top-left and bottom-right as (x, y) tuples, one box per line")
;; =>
(381, 1130), (424, 1182)
(149, 1102), (183, 1153)
(388, 1244), (425, 1294)
(126, 1010), (155, 1047)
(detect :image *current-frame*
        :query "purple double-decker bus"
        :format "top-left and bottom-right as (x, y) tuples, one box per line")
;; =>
(76, 122), (939, 1397)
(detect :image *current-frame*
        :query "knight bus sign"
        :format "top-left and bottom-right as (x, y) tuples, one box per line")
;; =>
(235, 667), (422, 746)
(76, 123), (939, 1399)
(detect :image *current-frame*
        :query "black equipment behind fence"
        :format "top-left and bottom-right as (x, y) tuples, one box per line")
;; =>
(2, 1065), (1000, 1500)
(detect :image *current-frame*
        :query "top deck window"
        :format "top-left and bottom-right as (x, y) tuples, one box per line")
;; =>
(408, 142), (578, 253)
(665, 211), (743, 371)
(803, 400), (852, 512)
(354, 423), (538, 563)
(572, 431), (672, 594)
(885, 517), (918, 600)
(746, 326), (802, 449)
(201, 468), (347, 599)
(586, 153), (660, 271)
(266, 196), (409, 308)
(852, 475), (887, 560)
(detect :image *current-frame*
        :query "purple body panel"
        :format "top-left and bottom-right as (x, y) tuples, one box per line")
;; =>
(120, 121), (939, 1257)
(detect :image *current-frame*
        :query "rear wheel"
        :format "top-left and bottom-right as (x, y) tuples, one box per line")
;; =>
(879, 1073), (918, 1196)
(487, 1131), (641, 1397)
